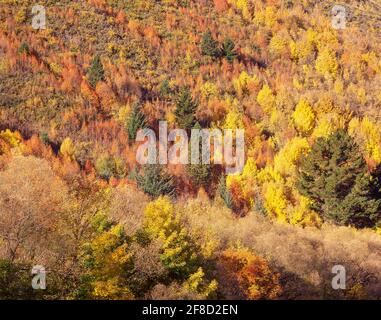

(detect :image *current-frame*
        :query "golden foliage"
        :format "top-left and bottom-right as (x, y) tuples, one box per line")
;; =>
(216, 247), (282, 299)
(292, 99), (316, 134)
(348, 117), (381, 164)
(273, 137), (310, 179)
(315, 48), (338, 78)
(0, 129), (22, 155)
(256, 84), (276, 112)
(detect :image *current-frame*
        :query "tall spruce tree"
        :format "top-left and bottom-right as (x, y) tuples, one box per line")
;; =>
(135, 164), (176, 198)
(87, 55), (105, 88)
(186, 122), (211, 187)
(18, 41), (30, 55)
(159, 79), (171, 98)
(125, 103), (147, 141)
(218, 174), (233, 209)
(174, 87), (198, 130)
(200, 30), (220, 59)
(221, 38), (237, 64)
(296, 129), (381, 228)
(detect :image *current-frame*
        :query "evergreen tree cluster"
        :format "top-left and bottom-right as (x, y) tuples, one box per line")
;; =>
(125, 103), (147, 141)
(200, 30), (237, 63)
(87, 55), (105, 88)
(174, 87), (198, 130)
(135, 164), (176, 198)
(297, 129), (381, 228)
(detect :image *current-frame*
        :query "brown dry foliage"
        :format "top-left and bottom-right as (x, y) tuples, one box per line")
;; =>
(0, 156), (68, 265)
(109, 183), (150, 236)
(181, 198), (381, 299)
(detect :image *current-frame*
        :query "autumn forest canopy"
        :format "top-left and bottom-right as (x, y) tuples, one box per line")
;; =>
(0, 0), (381, 300)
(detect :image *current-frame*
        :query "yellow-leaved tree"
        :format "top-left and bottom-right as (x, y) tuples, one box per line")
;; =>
(200, 81), (218, 100)
(226, 157), (258, 212)
(143, 197), (217, 297)
(312, 112), (345, 139)
(257, 136), (321, 227)
(292, 99), (316, 135)
(315, 48), (338, 78)
(0, 129), (22, 155)
(348, 117), (381, 165)
(60, 137), (76, 160)
(262, 179), (321, 227)
(233, 71), (259, 97)
(82, 224), (134, 300)
(273, 137), (310, 179)
(228, 0), (253, 20)
(222, 105), (244, 130)
(144, 196), (199, 275)
(257, 84), (276, 112)
(263, 181), (288, 223)
(269, 33), (288, 56)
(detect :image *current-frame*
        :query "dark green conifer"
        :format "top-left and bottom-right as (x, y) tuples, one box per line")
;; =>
(221, 38), (237, 64)
(296, 129), (381, 228)
(186, 122), (211, 187)
(200, 30), (220, 59)
(125, 103), (147, 141)
(87, 55), (105, 88)
(135, 165), (176, 198)
(217, 174), (233, 210)
(174, 87), (198, 130)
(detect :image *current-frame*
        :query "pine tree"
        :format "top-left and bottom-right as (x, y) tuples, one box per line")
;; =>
(200, 30), (220, 59)
(186, 122), (211, 187)
(125, 103), (147, 141)
(218, 174), (233, 209)
(296, 129), (381, 228)
(221, 38), (237, 64)
(135, 165), (176, 198)
(18, 41), (29, 55)
(159, 79), (171, 98)
(174, 87), (198, 130)
(87, 55), (105, 88)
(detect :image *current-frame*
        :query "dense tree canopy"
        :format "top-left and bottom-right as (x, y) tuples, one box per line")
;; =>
(0, 0), (381, 300)
(297, 130), (381, 228)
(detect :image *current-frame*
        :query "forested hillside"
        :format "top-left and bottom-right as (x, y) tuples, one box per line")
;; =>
(0, 0), (381, 299)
